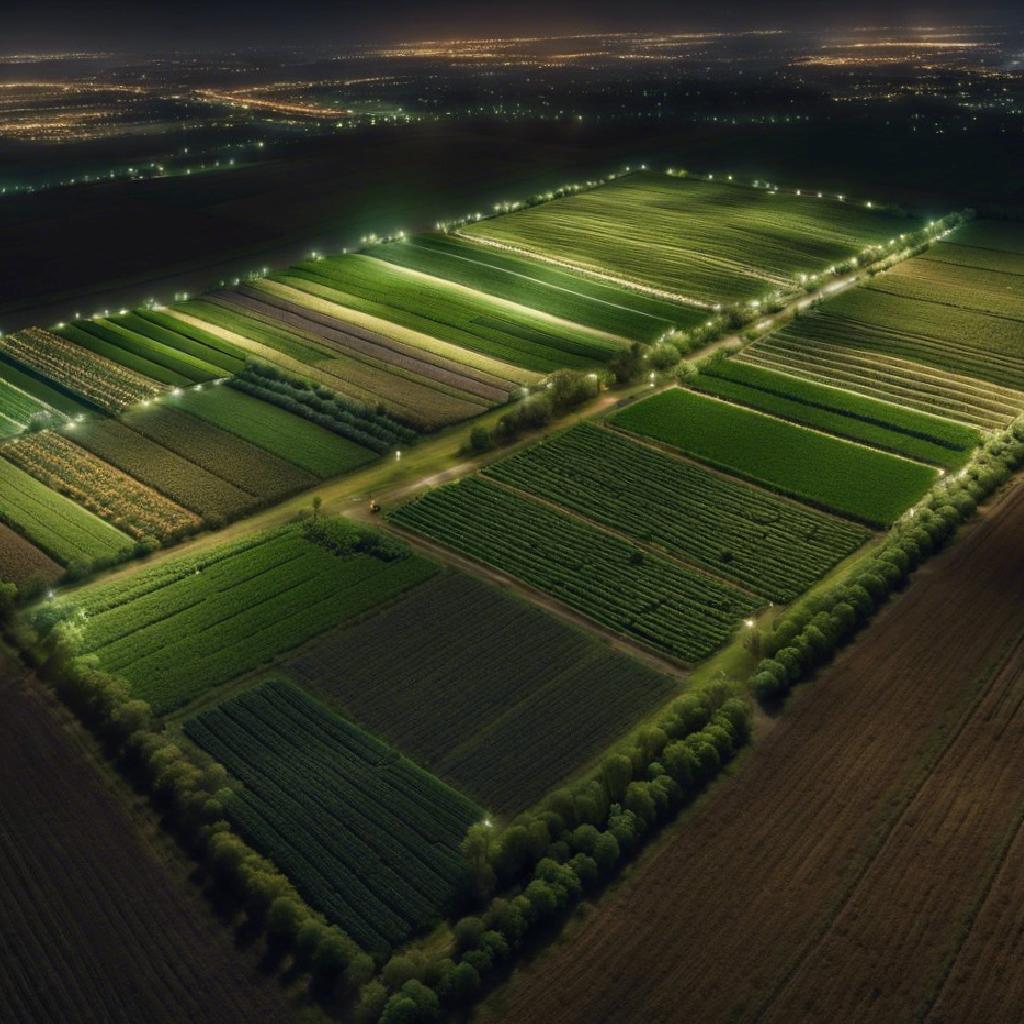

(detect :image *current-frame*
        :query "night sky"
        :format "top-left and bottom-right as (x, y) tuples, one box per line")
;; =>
(5, 0), (1024, 51)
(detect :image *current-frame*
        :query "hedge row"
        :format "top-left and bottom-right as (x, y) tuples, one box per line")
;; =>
(752, 419), (1024, 703)
(358, 680), (753, 1022)
(12, 618), (374, 998)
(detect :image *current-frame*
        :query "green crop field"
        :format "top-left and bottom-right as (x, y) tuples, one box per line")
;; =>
(3, 431), (200, 542)
(613, 388), (936, 527)
(123, 404), (316, 502)
(0, 521), (62, 586)
(58, 522), (437, 714)
(775, 272), (1024, 392)
(0, 457), (130, 566)
(279, 252), (625, 372)
(73, 418), (256, 521)
(871, 251), (1024, 322)
(58, 320), (223, 385)
(391, 476), (760, 664)
(365, 234), (707, 341)
(739, 331), (1024, 429)
(283, 573), (677, 814)
(184, 679), (480, 952)
(0, 355), (92, 418)
(108, 312), (246, 376)
(921, 240), (1024, 277)
(690, 358), (979, 469)
(483, 423), (870, 601)
(0, 373), (58, 438)
(462, 171), (910, 304)
(170, 386), (378, 478)
(940, 220), (1024, 257)
(134, 309), (253, 366)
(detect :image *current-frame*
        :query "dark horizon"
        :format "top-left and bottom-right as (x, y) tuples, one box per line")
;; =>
(4, 0), (1024, 52)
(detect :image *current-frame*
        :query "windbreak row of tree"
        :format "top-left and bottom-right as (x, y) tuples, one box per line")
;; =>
(229, 362), (418, 451)
(0, 607), (376, 1003)
(354, 680), (753, 1023)
(752, 419), (1024, 703)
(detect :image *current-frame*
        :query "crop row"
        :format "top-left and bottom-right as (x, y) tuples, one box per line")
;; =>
(810, 287), (1024, 390)
(0, 374), (58, 437)
(124, 403), (316, 501)
(613, 388), (937, 527)
(72, 418), (256, 521)
(367, 234), (707, 341)
(170, 386), (377, 478)
(463, 171), (909, 304)
(185, 679), (480, 952)
(2, 431), (199, 541)
(484, 423), (869, 601)
(0, 328), (163, 413)
(284, 252), (623, 372)
(739, 336), (1023, 429)
(919, 241), (1024, 277)
(0, 457), (130, 566)
(690, 357), (979, 469)
(868, 254), (1024, 322)
(65, 523), (436, 713)
(0, 521), (61, 586)
(287, 573), (676, 814)
(391, 476), (760, 664)
(231, 284), (514, 405)
(0, 355), (91, 417)
(57, 320), (220, 387)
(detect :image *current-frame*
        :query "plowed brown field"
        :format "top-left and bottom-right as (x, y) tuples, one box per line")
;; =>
(483, 479), (1024, 1024)
(0, 652), (296, 1024)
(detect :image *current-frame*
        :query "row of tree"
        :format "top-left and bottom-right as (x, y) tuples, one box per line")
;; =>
(356, 681), (753, 1022)
(753, 419), (1024, 704)
(8, 614), (374, 999)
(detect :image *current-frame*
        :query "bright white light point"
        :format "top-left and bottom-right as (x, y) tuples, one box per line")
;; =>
(394, 450), (402, 461)
(483, 817), (492, 828)
(744, 619), (755, 628)
(172, 388), (182, 396)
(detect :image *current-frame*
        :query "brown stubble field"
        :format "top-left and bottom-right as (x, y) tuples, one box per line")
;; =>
(0, 650), (297, 1024)
(482, 479), (1024, 1024)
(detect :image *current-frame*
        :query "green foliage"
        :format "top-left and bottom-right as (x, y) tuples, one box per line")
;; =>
(391, 476), (760, 663)
(367, 233), (705, 341)
(484, 422), (870, 602)
(464, 171), (913, 304)
(48, 523), (436, 714)
(614, 387), (937, 527)
(185, 680), (482, 952)
(691, 355), (980, 469)
(172, 385), (378, 479)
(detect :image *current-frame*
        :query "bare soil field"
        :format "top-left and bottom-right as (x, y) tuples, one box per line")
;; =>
(0, 651), (297, 1024)
(482, 479), (1024, 1024)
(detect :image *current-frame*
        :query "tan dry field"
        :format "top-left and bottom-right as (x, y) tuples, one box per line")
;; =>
(483, 479), (1024, 1024)
(0, 652), (296, 1024)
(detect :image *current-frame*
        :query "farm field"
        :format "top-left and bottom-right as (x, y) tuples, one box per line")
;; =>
(278, 251), (626, 372)
(224, 281), (517, 410)
(56, 522), (436, 714)
(690, 357), (980, 469)
(72, 417), (258, 521)
(739, 330), (1024, 429)
(483, 423), (870, 601)
(184, 679), (481, 952)
(391, 475), (760, 664)
(0, 353), (92, 417)
(56, 319), (222, 386)
(0, 372), (59, 438)
(282, 573), (678, 814)
(364, 233), (708, 341)
(123, 403), (317, 502)
(462, 171), (911, 304)
(170, 384), (381, 477)
(0, 521), (61, 586)
(937, 219), (1024, 256)
(0, 652), (295, 1024)
(614, 388), (936, 526)
(920, 239), (1024, 276)
(2, 430), (200, 541)
(0, 327), (163, 412)
(0, 456), (130, 566)
(484, 478), (1024, 1024)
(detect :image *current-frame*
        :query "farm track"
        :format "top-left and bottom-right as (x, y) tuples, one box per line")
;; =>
(0, 651), (296, 1024)
(482, 479), (1024, 1024)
